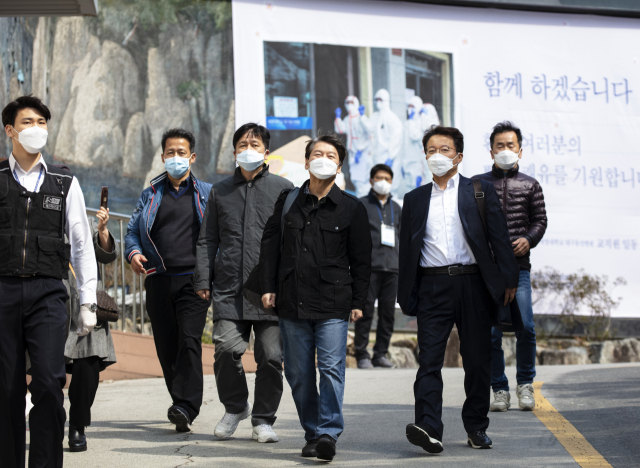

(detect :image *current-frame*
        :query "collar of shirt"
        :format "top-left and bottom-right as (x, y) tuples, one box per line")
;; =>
(9, 152), (47, 175)
(367, 189), (392, 208)
(233, 163), (270, 185)
(166, 176), (189, 195)
(301, 179), (343, 205)
(432, 172), (459, 193)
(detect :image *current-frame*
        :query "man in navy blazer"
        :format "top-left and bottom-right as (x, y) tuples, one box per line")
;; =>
(398, 126), (519, 453)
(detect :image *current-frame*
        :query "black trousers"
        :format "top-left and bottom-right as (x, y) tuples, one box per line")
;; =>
(213, 319), (283, 426)
(68, 356), (100, 428)
(414, 273), (493, 439)
(354, 271), (398, 361)
(0, 277), (68, 468)
(145, 274), (211, 422)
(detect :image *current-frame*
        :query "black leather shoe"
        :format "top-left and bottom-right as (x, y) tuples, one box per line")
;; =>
(406, 423), (443, 453)
(315, 434), (337, 461)
(467, 430), (492, 449)
(168, 405), (191, 432)
(68, 426), (87, 452)
(372, 356), (397, 368)
(301, 439), (319, 457)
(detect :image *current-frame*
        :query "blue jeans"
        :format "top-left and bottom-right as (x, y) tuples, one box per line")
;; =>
(491, 270), (536, 392)
(279, 317), (349, 442)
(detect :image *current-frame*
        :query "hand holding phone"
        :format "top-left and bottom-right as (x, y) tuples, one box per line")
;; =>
(100, 186), (109, 209)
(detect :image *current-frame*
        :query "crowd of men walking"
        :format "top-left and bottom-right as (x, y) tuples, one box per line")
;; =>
(1, 94), (546, 467)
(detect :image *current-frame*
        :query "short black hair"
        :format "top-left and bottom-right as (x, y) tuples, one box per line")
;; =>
(233, 123), (270, 151)
(489, 121), (523, 149)
(2, 95), (51, 128)
(422, 125), (464, 153)
(370, 163), (393, 180)
(161, 128), (196, 153)
(305, 132), (347, 165)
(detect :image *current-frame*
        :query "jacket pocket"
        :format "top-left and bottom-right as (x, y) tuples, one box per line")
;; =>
(0, 207), (12, 223)
(319, 268), (353, 311)
(320, 220), (350, 257)
(0, 233), (11, 257)
(37, 236), (70, 277)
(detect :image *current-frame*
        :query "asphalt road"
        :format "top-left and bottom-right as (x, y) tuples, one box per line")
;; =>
(28, 363), (640, 467)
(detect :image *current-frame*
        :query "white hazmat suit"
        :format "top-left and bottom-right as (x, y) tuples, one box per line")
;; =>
(334, 96), (372, 197)
(421, 102), (440, 131)
(363, 89), (403, 174)
(397, 96), (431, 197)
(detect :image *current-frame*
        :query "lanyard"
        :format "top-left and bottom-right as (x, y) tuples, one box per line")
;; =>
(375, 202), (393, 226)
(13, 165), (44, 193)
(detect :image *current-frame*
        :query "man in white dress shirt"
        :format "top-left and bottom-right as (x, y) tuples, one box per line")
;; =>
(1, 96), (98, 468)
(397, 125), (519, 454)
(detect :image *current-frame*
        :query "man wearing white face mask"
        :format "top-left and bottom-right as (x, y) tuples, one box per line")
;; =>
(355, 164), (402, 369)
(473, 121), (547, 413)
(334, 95), (371, 197)
(399, 125), (519, 453)
(1, 95), (98, 467)
(362, 89), (403, 179)
(194, 123), (293, 443)
(125, 128), (212, 433)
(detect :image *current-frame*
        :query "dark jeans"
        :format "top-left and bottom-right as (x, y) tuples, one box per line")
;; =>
(414, 273), (493, 440)
(354, 271), (397, 361)
(68, 356), (100, 428)
(213, 319), (283, 426)
(145, 274), (210, 422)
(0, 277), (68, 468)
(491, 270), (536, 392)
(279, 317), (349, 441)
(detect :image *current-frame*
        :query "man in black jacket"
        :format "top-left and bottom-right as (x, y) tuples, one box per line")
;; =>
(259, 132), (371, 461)
(356, 164), (402, 369)
(473, 121), (547, 413)
(398, 126), (519, 453)
(194, 123), (293, 443)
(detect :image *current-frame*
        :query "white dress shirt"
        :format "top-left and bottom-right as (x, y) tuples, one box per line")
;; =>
(420, 172), (477, 267)
(9, 154), (97, 305)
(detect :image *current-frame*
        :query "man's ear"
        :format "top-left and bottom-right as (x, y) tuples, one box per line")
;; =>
(264, 149), (270, 157)
(190, 152), (197, 164)
(490, 150), (495, 160)
(161, 153), (166, 163)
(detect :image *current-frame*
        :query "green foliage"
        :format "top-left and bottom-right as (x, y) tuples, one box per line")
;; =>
(202, 331), (213, 344)
(531, 267), (626, 341)
(101, 0), (232, 30)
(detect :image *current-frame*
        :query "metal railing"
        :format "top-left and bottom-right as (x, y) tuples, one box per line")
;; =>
(86, 208), (147, 334)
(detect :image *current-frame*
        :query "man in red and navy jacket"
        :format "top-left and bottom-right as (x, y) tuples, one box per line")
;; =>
(125, 128), (212, 433)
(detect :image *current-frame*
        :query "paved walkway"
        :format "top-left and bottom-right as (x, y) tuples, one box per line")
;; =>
(32, 363), (640, 467)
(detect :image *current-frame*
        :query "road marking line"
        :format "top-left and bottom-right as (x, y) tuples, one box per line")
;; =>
(533, 381), (612, 468)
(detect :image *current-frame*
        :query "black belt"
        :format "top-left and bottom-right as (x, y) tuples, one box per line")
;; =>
(421, 264), (480, 276)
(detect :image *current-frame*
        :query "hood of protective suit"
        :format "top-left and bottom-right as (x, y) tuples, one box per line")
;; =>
(421, 103), (440, 130)
(408, 96), (424, 118)
(375, 89), (391, 111)
(345, 95), (360, 116)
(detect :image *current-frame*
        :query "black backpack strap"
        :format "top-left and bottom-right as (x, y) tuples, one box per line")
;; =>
(280, 188), (299, 250)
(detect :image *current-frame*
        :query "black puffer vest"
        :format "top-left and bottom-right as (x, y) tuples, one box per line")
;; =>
(0, 159), (73, 279)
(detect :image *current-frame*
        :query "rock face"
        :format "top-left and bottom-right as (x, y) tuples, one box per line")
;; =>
(538, 346), (590, 365)
(589, 338), (640, 364)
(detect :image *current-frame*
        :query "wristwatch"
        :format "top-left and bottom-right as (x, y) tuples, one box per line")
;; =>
(89, 303), (97, 313)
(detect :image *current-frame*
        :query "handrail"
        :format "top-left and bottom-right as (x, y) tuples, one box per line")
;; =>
(86, 207), (147, 335)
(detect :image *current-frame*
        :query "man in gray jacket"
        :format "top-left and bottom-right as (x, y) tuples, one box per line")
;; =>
(195, 123), (293, 443)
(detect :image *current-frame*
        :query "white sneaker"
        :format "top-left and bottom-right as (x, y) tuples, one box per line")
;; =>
(490, 390), (511, 412)
(252, 424), (279, 443)
(214, 402), (252, 438)
(517, 384), (536, 411)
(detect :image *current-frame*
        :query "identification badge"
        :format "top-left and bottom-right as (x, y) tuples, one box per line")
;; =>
(43, 195), (62, 211)
(381, 224), (395, 247)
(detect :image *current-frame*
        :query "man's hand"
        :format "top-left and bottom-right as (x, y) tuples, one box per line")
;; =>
(512, 237), (530, 257)
(262, 293), (276, 309)
(504, 287), (517, 306)
(131, 254), (148, 275)
(350, 309), (363, 323)
(196, 290), (210, 301)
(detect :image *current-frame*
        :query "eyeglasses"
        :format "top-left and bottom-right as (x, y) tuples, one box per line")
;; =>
(426, 147), (456, 156)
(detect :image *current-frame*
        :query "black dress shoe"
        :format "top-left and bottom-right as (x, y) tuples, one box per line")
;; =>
(168, 405), (191, 432)
(301, 439), (319, 457)
(68, 426), (87, 452)
(372, 356), (397, 368)
(315, 434), (337, 461)
(406, 423), (443, 453)
(467, 430), (492, 449)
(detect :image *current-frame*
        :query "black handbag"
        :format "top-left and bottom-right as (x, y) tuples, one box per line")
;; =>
(96, 290), (120, 323)
(472, 179), (523, 333)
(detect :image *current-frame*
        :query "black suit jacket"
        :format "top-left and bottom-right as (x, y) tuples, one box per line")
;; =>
(397, 174), (519, 317)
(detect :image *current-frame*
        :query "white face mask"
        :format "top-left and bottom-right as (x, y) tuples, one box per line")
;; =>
(308, 157), (338, 180)
(427, 153), (460, 177)
(236, 149), (265, 171)
(373, 179), (392, 195)
(493, 149), (521, 170)
(12, 125), (48, 154)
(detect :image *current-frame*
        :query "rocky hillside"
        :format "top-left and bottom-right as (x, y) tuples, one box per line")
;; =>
(1, 1), (234, 214)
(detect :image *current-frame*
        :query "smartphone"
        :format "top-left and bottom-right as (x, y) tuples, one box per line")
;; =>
(100, 186), (109, 209)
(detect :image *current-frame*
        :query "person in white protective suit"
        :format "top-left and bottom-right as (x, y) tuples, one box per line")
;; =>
(397, 95), (431, 198)
(420, 102), (440, 131)
(334, 95), (372, 197)
(364, 89), (403, 177)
